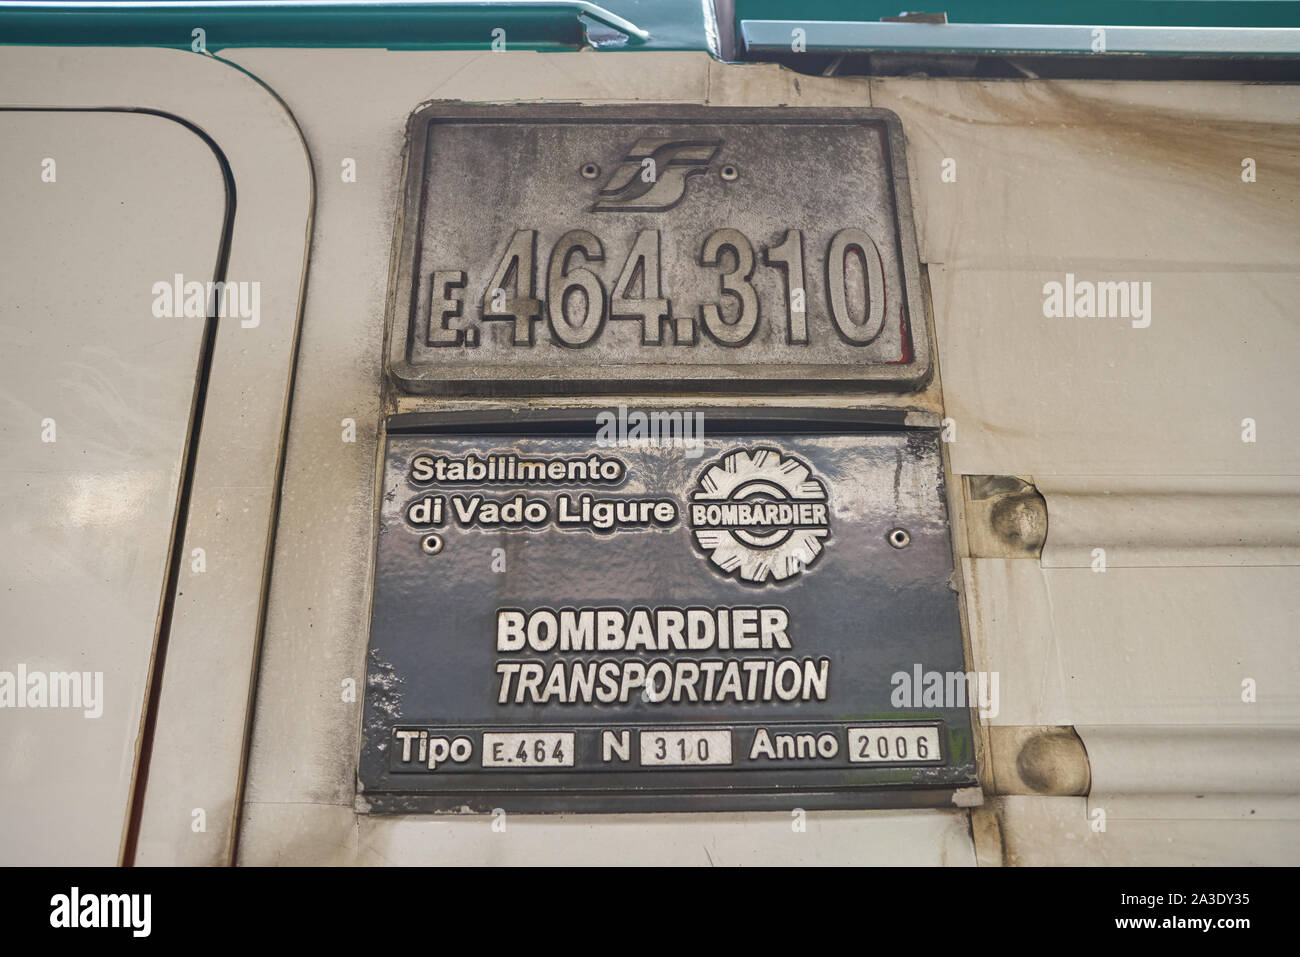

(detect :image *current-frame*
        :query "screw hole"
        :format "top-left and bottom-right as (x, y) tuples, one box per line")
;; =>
(720, 164), (738, 182)
(580, 163), (600, 179)
(421, 534), (444, 555)
(888, 528), (911, 549)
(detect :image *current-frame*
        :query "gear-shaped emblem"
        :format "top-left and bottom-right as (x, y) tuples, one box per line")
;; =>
(689, 447), (831, 584)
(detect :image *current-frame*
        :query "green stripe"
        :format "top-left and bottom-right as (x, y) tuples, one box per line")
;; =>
(736, 1), (1300, 30)
(0, 1), (714, 51)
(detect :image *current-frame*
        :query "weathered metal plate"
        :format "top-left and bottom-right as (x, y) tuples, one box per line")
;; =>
(359, 412), (977, 812)
(388, 105), (929, 396)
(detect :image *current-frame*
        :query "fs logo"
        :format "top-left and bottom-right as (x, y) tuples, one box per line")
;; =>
(591, 137), (721, 212)
(689, 448), (831, 585)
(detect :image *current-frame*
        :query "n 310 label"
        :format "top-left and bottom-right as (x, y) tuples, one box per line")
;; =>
(846, 726), (942, 764)
(482, 732), (575, 767)
(640, 729), (732, 766)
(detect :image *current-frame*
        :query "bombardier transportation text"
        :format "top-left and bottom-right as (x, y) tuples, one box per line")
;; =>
(495, 606), (829, 704)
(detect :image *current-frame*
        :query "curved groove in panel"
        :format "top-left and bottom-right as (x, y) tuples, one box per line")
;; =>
(0, 46), (316, 866)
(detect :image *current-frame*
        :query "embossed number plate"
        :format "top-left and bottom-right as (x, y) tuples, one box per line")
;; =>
(388, 106), (929, 395)
(358, 412), (977, 813)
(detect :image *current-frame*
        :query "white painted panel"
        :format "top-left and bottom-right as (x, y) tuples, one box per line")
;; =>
(999, 795), (1300, 866)
(967, 559), (1300, 727)
(1080, 726), (1300, 795)
(238, 804), (978, 867)
(928, 265), (1300, 477)
(880, 77), (1300, 864)
(1038, 475), (1300, 567)
(0, 111), (224, 865)
(870, 79), (1300, 269)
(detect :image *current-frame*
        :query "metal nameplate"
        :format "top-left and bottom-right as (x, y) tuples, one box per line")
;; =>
(359, 413), (976, 813)
(388, 105), (929, 395)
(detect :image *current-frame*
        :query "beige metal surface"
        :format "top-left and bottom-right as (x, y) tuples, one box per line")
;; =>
(1036, 476), (1300, 567)
(963, 559), (1300, 727)
(1, 47), (315, 866)
(926, 264), (1300, 476)
(871, 79), (1300, 478)
(0, 110), (223, 865)
(874, 77), (1300, 864)
(997, 795), (1300, 866)
(9, 47), (1295, 866)
(240, 804), (978, 866)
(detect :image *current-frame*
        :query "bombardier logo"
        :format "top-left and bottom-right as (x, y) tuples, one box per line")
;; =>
(690, 448), (831, 584)
(591, 137), (721, 212)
